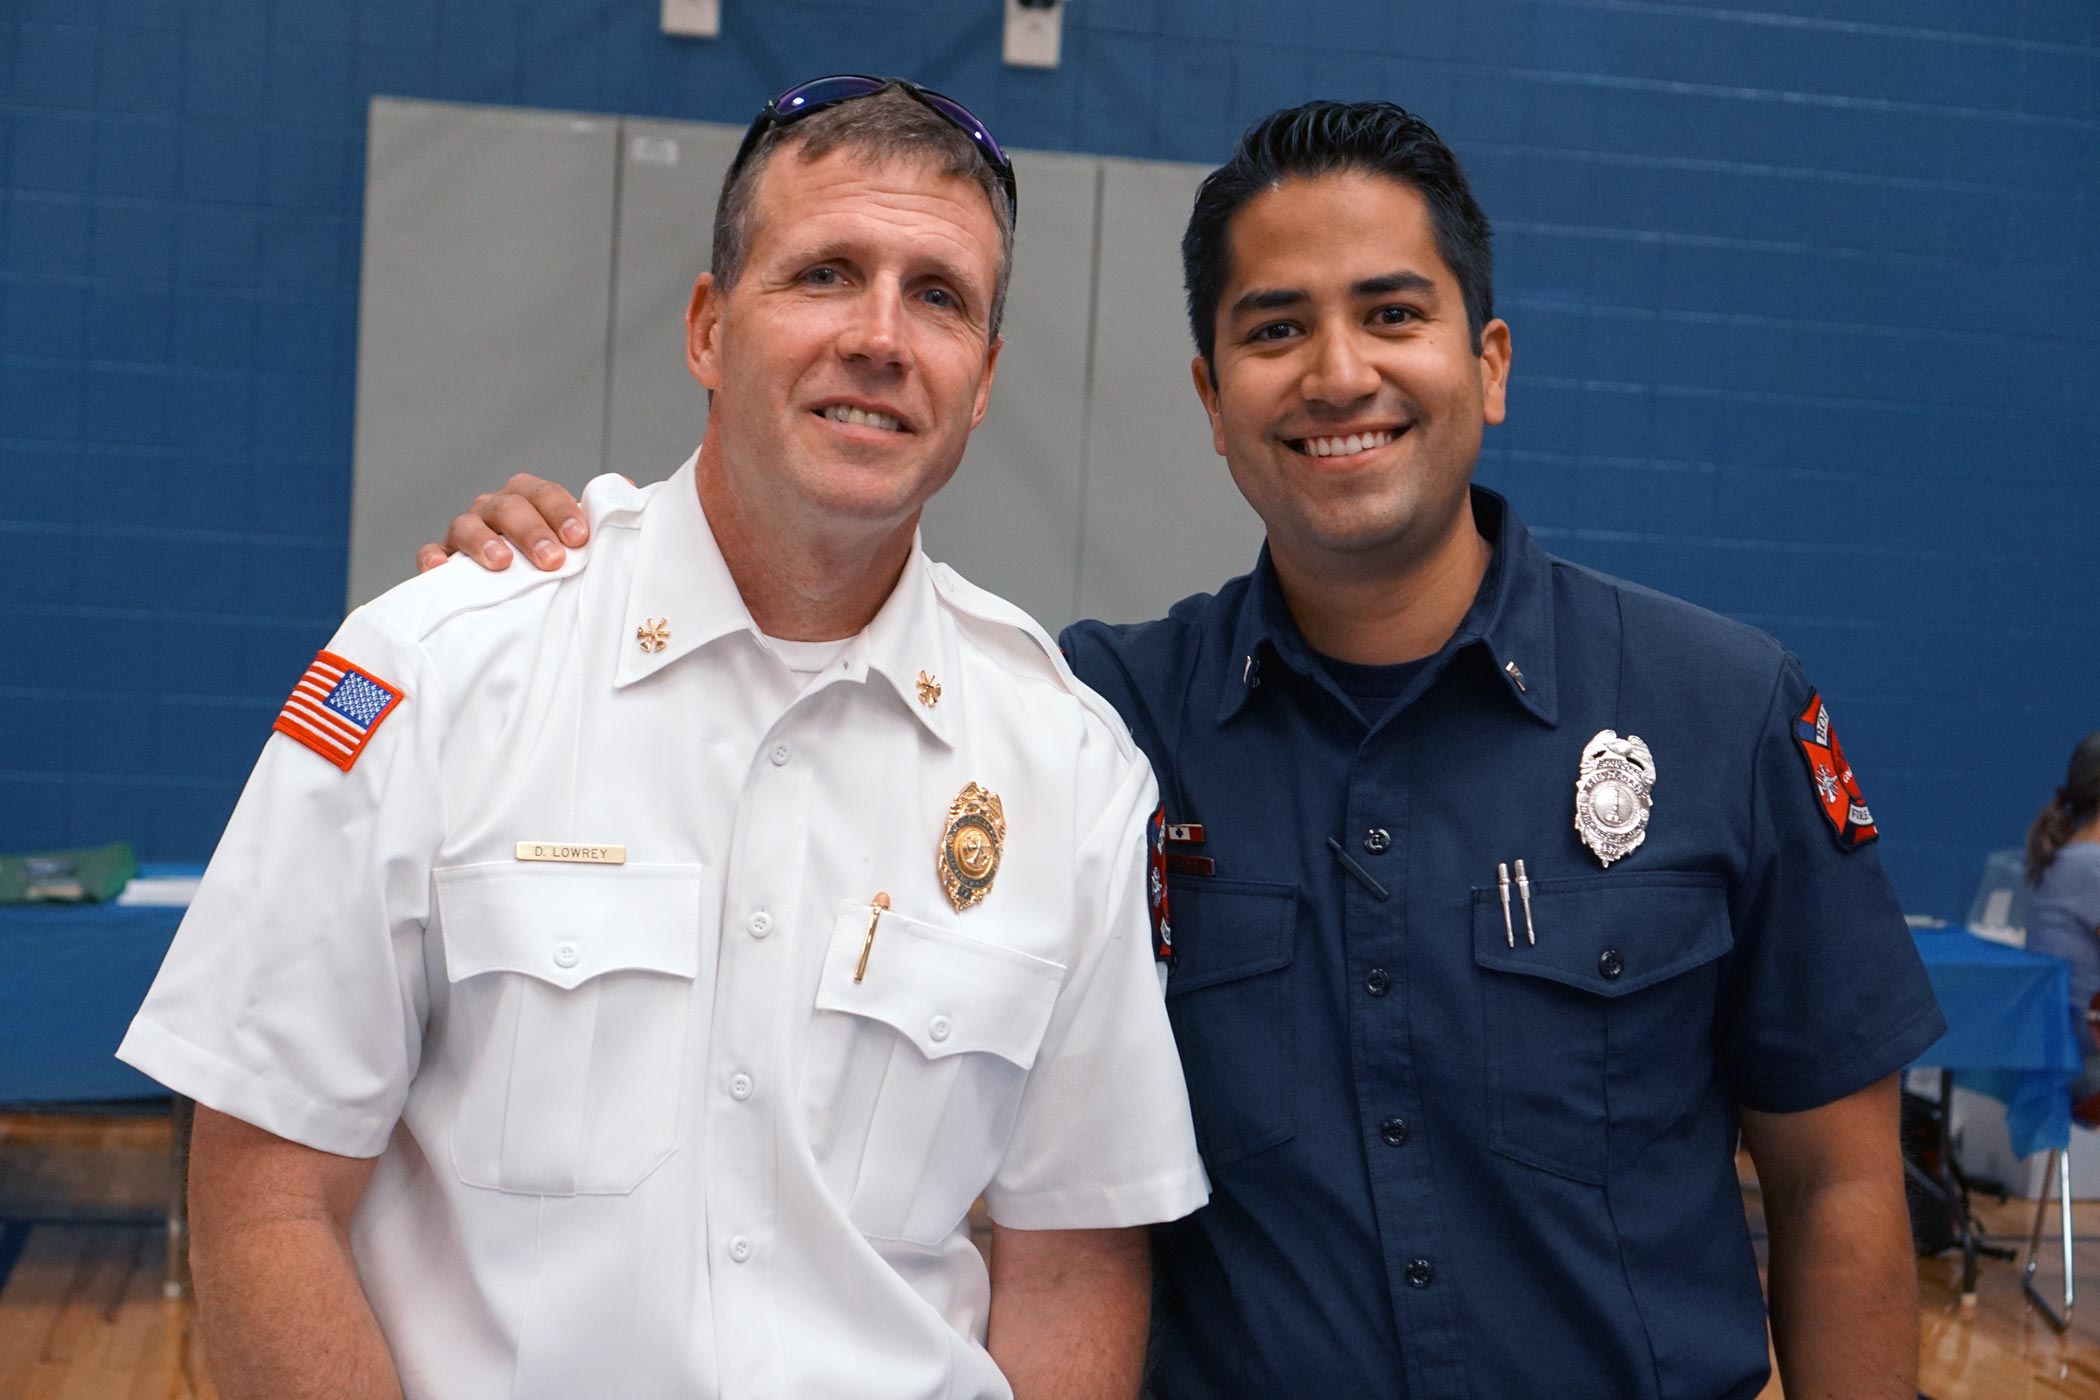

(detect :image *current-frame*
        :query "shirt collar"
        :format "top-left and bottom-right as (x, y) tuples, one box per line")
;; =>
(612, 454), (957, 746)
(1215, 485), (1559, 728)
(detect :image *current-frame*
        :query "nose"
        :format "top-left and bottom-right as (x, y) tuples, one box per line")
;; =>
(836, 278), (912, 371)
(1299, 326), (1379, 407)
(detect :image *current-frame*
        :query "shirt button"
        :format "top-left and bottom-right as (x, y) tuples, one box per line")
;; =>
(1380, 1117), (1410, 1146)
(747, 909), (772, 937)
(728, 1235), (752, 1263)
(769, 743), (791, 766)
(928, 1014), (952, 1043)
(551, 942), (579, 969)
(1362, 827), (1392, 854)
(1599, 949), (1625, 980)
(1365, 967), (1392, 996)
(1405, 1257), (1434, 1289)
(729, 1072), (753, 1101)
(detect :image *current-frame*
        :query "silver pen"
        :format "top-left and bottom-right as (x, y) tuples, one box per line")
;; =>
(1514, 859), (1535, 945)
(1496, 862), (1515, 948)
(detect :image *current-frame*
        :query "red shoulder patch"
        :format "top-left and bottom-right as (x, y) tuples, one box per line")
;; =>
(272, 650), (406, 772)
(1791, 692), (1878, 848)
(1147, 804), (1173, 961)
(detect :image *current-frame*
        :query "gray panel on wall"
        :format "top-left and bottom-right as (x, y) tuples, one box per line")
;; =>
(919, 149), (1100, 632)
(349, 99), (618, 608)
(1076, 159), (1264, 626)
(604, 118), (741, 482)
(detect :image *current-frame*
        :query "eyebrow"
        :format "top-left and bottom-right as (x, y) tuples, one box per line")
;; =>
(791, 240), (988, 311)
(1228, 270), (1438, 318)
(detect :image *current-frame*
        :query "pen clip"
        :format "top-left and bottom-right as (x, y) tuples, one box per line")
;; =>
(854, 892), (891, 983)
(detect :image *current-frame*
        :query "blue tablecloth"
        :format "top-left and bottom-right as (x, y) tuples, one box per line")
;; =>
(0, 864), (196, 1103)
(1912, 928), (2084, 1157)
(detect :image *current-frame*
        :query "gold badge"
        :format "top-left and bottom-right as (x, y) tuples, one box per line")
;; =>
(636, 618), (670, 653)
(916, 671), (941, 707)
(938, 782), (1005, 911)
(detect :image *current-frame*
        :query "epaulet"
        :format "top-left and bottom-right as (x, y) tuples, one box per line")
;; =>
(927, 560), (1141, 763)
(359, 474), (655, 643)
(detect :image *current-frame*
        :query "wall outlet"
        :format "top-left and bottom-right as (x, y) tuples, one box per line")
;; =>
(1003, 0), (1061, 70)
(661, 0), (720, 39)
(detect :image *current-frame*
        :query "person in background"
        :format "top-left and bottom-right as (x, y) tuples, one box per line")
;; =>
(2023, 731), (2100, 1103)
(427, 99), (1943, 1400)
(119, 77), (1204, 1400)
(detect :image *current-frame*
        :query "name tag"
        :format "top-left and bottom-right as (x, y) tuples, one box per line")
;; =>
(514, 841), (627, 865)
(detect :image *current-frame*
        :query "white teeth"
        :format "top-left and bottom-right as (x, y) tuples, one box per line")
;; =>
(1297, 429), (1396, 457)
(823, 404), (901, 432)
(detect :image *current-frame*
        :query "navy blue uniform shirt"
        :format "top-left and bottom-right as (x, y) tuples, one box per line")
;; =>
(1061, 489), (1946, 1400)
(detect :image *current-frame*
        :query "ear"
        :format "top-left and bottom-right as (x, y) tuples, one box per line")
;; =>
(687, 272), (724, 388)
(967, 335), (1004, 430)
(1477, 318), (1512, 427)
(1190, 356), (1227, 457)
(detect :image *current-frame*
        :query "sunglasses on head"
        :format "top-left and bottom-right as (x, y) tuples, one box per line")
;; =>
(729, 74), (1018, 224)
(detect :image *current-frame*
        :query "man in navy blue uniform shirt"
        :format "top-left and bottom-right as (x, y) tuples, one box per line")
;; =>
(436, 100), (1944, 1400)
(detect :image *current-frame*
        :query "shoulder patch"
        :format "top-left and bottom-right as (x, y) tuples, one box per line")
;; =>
(273, 650), (406, 772)
(1147, 803), (1173, 961)
(1792, 691), (1878, 848)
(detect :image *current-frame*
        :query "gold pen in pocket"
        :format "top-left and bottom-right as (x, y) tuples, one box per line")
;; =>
(854, 892), (891, 984)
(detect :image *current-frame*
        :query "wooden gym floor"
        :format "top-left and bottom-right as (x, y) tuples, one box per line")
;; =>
(3, 1111), (2097, 1399)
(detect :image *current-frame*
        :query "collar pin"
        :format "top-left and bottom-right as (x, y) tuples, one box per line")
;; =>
(1504, 659), (1526, 692)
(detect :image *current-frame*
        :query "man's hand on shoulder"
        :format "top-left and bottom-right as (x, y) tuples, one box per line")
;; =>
(414, 473), (592, 575)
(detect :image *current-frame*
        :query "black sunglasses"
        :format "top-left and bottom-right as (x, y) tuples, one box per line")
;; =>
(729, 74), (1018, 224)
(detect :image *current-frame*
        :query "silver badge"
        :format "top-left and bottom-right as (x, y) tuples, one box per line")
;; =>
(1574, 729), (1656, 867)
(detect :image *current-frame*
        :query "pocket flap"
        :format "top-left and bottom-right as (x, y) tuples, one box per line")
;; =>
(813, 901), (1065, 1067)
(436, 863), (705, 991)
(1471, 870), (1731, 998)
(1165, 879), (1297, 995)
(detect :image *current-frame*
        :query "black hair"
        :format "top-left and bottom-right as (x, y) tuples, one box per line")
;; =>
(2028, 730), (2100, 883)
(1182, 100), (1494, 369)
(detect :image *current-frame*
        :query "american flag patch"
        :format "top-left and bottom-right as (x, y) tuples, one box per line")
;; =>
(272, 650), (405, 772)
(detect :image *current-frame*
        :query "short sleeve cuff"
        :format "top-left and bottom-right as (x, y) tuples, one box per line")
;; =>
(1735, 993), (1950, 1115)
(984, 1160), (1210, 1232)
(116, 1017), (396, 1158)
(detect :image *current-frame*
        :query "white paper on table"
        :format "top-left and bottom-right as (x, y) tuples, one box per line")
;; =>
(117, 876), (202, 907)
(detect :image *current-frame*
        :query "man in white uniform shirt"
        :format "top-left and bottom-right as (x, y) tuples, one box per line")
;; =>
(118, 77), (1207, 1400)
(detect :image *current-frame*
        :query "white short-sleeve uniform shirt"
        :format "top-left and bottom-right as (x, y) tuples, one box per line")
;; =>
(119, 458), (1208, 1400)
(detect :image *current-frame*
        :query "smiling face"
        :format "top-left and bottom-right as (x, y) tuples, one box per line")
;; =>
(686, 144), (1004, 543)
(1194, 170), (1510, 580)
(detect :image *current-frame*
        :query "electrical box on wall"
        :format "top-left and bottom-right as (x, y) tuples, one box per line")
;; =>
(661, 0), (719, 39)
(1003, 0), (1061, 69)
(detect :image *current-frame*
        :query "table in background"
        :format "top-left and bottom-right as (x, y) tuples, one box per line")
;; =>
(1910, 928), (2083, 1298)
(1, 864), (198, 1297)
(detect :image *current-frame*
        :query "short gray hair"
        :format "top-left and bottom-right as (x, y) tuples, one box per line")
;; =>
(709, 84), (1015, 339)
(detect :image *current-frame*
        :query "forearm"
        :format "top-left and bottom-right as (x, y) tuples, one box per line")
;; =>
(1763, 1176), (1917, 1400)
(986, 1225), (1150, 1400)
(191, 1212), (403, 1400)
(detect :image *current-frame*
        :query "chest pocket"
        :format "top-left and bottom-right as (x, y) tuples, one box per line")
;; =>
(436, 863), (705, 1196)
(1471, 871), (1732, 1185)
(1164, 878), (1298, 1166)
(803, 900), (1064, 1247)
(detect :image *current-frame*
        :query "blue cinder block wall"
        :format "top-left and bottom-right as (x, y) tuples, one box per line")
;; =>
(3, 0), (2095, 917)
